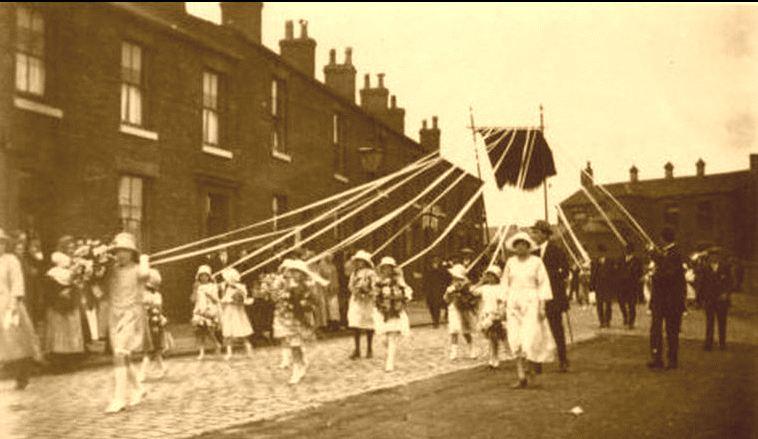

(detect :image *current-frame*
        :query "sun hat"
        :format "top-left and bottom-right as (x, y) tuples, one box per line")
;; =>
(506, 231), (537, 252)
(448, 263), (469, 280)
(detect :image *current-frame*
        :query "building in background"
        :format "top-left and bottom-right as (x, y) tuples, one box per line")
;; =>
(0, 2), (484, 320)
(560, 154), (758, 290)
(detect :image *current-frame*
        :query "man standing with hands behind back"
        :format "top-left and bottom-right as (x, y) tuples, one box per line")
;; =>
(531, 220), (571, 373)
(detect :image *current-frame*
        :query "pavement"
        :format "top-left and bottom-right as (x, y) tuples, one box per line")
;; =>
(1, 295), (754, 439)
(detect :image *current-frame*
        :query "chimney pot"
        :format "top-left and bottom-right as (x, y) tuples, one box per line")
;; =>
(432, 116), (438, 129)
(285, 20), (294, 39)
(390, 95), (397, 109)
(630, 165), (639, 182)
(329, 48), (336, 65)
(345, 47), (353, 65)
(422, 119), (428, 130)
(377, 73), (385, 88)
(364, 74), (370, 89)
(299, 19), (308, 38)
(696, 158), (705, 177)
(664, 162), (674, 179)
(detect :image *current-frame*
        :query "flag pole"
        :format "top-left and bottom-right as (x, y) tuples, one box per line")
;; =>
(469, 106), (490, 246)
(540, 104), (549, 222)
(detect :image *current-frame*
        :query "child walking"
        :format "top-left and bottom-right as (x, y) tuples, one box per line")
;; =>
(444, 264), (480, 360)
(104, 233), (150, 414)
(138, 268), (168, 382)
(274, 259), (326, 384)
(372, 257), (412, 372)
(347, 250), (377, 360)
(219, 268), (254, 360)
(192, 265), (221, 360)
(474, 266), (507, 368)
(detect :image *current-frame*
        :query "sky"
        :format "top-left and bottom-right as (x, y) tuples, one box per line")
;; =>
(186, 2), (757, 221)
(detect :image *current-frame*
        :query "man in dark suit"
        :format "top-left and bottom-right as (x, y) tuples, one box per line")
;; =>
(618, 243), (643, 329)
(532, 220), (570, 372)
(423, 255), (450, 328)
(590, 244), (617, 328)
(647, 227), (687, 370)
(698, 247), (731, 351)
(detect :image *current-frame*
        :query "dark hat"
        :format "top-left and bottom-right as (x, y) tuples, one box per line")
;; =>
(532, 220), (553, 236)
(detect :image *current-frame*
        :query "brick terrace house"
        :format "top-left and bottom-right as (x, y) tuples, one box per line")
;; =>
(0, 2), (485, 320)
(559, 154), (758, 291)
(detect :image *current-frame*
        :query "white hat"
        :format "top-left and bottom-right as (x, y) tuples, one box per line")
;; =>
(377, 256), (398, 268)
(506, 231), (537, 252)
(351, 250), (374, 268)
(278, 258), (295, 273)
(484, 265), (503, 278)
(195, 264), (212, 279)
(147, 268), (162, 289)
(286, 259), (329, 287)
(221, 267), (241, 284)
(448, 263), (469, 280)
(47, 266), (72, 286)
(110, 232), (139, 254)
(51, 251), (72, 268)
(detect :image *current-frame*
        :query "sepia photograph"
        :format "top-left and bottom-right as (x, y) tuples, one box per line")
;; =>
(0, 2), (756, 438)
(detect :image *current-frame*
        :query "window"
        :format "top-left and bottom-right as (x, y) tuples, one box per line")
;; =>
(272, 194), (288, 231)
(271, 79), (287, 154)
(119, 176), (144, 245)
(205, 192), (230, 236)
(333, 113), (346, 175)
(663, 203), (680, 227)
(15, 6), (45, 96)
(202, 71), (220, 146)
(121, 42), (143, 126)
(697, 201), (713, 231)
(422, 205), (445, 232)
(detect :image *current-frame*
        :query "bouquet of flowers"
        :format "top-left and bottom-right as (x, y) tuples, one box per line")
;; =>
(276, 278), (321, 327)
(444, 281), (480, 312)
(374, 278), (410, 322)
(350, 269), (376, 302)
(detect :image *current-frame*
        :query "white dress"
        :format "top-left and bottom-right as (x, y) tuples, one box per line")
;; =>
(445, 284), (478, 335)
(0, 254), (40, 362)
(347, 268), (376, 330)
(220, 282), (253, 339)
(372, 277), (412, 336)
(502, 255), (556, 363)
(476, 283), (507, 334)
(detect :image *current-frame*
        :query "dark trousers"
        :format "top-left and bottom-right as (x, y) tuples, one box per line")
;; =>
(704, 302), (728, 349)
(546, 307), (568, 365)
(650, 310), (682, 365)
(619, 296), (637, 327)
(427, 300), (443, 327)
(596, 299), (612, 326)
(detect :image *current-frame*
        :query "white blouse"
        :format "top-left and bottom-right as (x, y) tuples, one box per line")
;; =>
(501, 255), (553, 301)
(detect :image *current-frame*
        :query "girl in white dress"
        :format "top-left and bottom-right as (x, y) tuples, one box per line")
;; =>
(474, 266), (507, 368)
(347, 250), (377, 359)
(372, 257), (412, 372)
(502, 231), (555, 389)
(219, 268), (254, 360)
(192, 265), (221, 360)
(444, 264), (480, 360)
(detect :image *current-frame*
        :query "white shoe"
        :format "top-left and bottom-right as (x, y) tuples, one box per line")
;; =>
(197, 351), (205, 361)
(104, 399), (127, 414)
(468, 346), (479, 359)
(449, 345), (459, 361)
(129, 386), (147, 407)
(289, 365), (306, 385)
(385, 363), (395, 372)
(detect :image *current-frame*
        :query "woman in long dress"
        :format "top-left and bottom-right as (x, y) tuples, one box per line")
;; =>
(44, 236), (85, 360)
(502, 231), (555, 388)
(0, 228), (41, 389)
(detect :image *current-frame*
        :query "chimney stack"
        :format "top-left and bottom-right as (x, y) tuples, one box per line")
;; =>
(220, 2), (262, 44)
(324, 47), (357, 102)
(630, 165), (639, 183)
(279, 19), (317, 77)
(419, 117), (441, 152)
(360, 73), (390, 115)
(664, 162), (674, 179)
(696, 158), (705, 177)
(581, 161), (594, 187)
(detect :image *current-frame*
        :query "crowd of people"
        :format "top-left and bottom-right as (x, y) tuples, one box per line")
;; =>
(0, 220), (748, 414)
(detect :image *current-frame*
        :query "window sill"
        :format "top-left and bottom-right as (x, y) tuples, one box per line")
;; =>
(272, 150), (292, 163)
(334, 173), (349, 184)
(13, 96), (63, 119)
(119, 124), (159, 141)
(202, 145), (234, 159)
